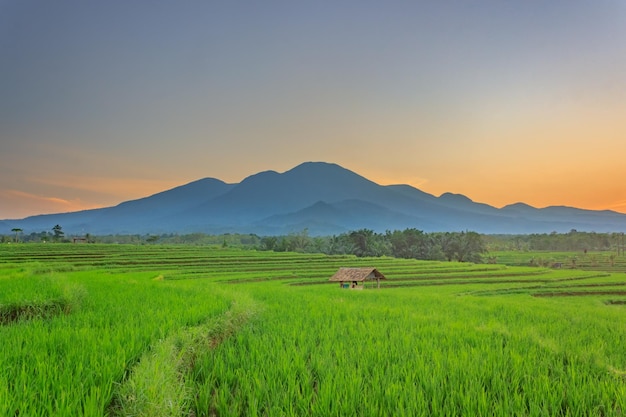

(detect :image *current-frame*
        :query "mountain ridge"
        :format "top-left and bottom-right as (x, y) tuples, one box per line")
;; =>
(3, 161), (625, 235)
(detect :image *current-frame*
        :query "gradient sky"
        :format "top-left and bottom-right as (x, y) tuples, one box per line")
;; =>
(2, 1), (626, 219)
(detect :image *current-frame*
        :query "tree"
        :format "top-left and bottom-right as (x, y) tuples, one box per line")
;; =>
(146, 235), (160, 244)
(387, 228), (430, 259)
(39, 231), (51, 243)
(52, 224), (64, 242)
(11, 228), (23, 243)
(349, 229), (374, 257)
(454, 231), (486, 263)
(435, 231), (486, 262)
(286, 229), (311, 252)
(348, 229), (389, 257)
(259, 236), (278, 251)
(320, 234), (353, 255)
(436, 232), (460, 261)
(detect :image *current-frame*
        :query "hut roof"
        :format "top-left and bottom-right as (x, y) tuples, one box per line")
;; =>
(329, 267), (386, 282)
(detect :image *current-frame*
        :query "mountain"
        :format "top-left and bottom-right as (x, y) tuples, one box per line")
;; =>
(92, 178), (234, 234)
(3, 162), (626, 236)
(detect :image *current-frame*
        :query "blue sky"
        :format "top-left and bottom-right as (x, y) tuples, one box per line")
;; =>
(2, 1), (626, 219)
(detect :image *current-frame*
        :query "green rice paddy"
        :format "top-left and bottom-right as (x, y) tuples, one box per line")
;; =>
(1, 244), (626, 416)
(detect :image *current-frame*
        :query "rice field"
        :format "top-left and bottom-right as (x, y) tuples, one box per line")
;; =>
(1, 243), (626, 416)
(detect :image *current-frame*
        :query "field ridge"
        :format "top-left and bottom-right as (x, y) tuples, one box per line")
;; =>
(109, 296), (260, 417)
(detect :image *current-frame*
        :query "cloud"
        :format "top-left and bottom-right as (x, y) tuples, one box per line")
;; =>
(0, 189), (100, 219)
(0, 174), (191, 219)
(26, 175), (183, 198)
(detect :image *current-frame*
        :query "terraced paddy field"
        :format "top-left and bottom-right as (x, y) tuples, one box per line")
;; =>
(2, 244), (626, 416)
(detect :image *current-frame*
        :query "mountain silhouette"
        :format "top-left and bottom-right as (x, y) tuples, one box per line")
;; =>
(3, 162), (626, 235)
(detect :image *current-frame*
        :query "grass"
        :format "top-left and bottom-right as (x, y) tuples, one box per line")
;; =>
(110, 295), (261, 417)
(491, 250), (626, 272)
(0, 271), (86, 324)
(190, 284), (626, 416)
(2, 244), (626, 415)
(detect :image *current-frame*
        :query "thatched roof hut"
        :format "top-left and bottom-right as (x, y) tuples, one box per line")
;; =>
(329, 267), (386, 289)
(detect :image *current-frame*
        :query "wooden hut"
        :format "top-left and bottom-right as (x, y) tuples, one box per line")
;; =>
(329, 267), (386, 289)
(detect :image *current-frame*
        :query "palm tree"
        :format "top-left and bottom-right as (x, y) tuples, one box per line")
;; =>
(52, 224), (64, 242)
(11, 228), (23, 243)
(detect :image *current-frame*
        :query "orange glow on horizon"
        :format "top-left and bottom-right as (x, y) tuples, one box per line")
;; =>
(0, 176), (191, 219)
(2, 163), (626, 219)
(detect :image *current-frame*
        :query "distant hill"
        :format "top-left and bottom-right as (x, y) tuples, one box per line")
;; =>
(3, 161), (626, 236)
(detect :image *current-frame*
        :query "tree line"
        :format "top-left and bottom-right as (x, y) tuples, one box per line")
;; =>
(1, 225), (487, 263)
(5, 226), (625, 262)
(258, 229), (487, 263)
(484, 230), (626, 253)
(6, 225), (65, 243)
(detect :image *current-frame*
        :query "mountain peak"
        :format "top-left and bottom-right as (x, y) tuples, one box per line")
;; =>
(289, 161), (340, 170)
(502, 202), (536, 211)
(439, 192), (473, 203)
(205, 161), (383, 222)
(284, 161), (371, 181)
(5, 161), (626, 235)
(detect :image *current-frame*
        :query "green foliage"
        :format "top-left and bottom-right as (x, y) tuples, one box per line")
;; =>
(190, 284), (626, 416)
(10, 228), (22, 243)
(110, 295), (260, 417)
(347, 228), (388, 257)
(491, 249), (626, 274)
(485, 231), (625, 252)
(0, 259), (232, 416)
(387, 228), (431, 259)
(7, 229), (624, 265)
(259, 228), (487, 263)
(0, 272), (86, 324)
(2, 244), (626, 416)
(52, 224), (64, 242)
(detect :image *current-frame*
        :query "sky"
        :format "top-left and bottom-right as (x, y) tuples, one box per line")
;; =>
(2, 0), (626, 219)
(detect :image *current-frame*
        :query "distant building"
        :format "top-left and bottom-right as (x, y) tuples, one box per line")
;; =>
(329, 267), (386, 289)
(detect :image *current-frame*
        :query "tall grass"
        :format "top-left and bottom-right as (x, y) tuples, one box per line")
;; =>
(0, 270), (86, 324)
(2, 244), (626, 415)
(189, 284), (626, 416)
(110, 294), (260, 417)
(0, 269), (231, 416)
